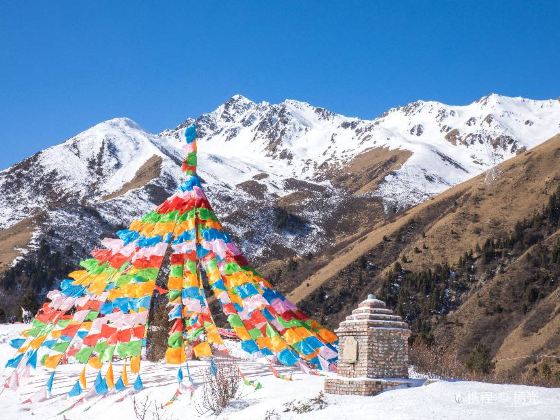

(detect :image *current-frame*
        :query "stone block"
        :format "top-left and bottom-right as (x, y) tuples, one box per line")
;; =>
(325, 294), (412, 396)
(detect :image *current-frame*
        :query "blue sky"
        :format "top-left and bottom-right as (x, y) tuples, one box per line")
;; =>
(1, 1), (559, 169)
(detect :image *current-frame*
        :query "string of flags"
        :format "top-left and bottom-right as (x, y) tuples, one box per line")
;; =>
(2, 123), (338, 404)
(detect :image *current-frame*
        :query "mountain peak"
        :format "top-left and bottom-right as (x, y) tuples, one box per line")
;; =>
(87, 117), (144, 134)
(475, 92), (506, 106)
(225, 94), (254, 106)
(473, 92), (536, 107)
(213, 95), (256, 122)
(281, 98), (312, 108)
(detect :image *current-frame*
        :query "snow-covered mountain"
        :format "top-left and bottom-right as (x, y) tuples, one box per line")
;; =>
(0, 94), (559, 283)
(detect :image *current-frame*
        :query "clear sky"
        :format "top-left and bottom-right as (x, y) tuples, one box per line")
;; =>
(1, 1), (559, 169)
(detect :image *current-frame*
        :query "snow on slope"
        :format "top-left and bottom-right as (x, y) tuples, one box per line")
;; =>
(373, 94), (560, 206)
(0, 323), (558, 420)
(0, 118), (176, 229)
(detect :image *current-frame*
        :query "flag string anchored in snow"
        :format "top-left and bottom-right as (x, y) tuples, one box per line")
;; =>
(270, 361), (293, 381)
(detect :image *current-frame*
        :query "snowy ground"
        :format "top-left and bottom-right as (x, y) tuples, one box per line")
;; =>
(0, 323), (558, 420)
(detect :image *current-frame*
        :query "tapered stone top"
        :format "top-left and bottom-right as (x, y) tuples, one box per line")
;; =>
(336, 294), (410, 332)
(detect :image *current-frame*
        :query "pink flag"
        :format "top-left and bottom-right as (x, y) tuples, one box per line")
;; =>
(8, 371), (19, 390)
(22, 387), (48, 404)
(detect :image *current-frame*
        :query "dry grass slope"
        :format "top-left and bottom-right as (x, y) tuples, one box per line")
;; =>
(290, 134), (560, 380)
(0, 217), (37, 274)
(293, 134), (560, 304)
(102, 155), (163, 201)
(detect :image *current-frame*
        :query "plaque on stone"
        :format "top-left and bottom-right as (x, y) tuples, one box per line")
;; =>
(341, 336), (358, 363)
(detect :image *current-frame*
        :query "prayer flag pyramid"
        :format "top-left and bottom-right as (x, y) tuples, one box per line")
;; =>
(4, 124), (338, 396)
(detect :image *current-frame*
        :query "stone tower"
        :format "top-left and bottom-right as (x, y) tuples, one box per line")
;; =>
(324, 294), (411, 396)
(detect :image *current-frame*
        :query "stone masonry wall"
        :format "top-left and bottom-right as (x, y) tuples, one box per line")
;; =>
(324, 378), (401, 396)
(367, 329), (409, 378)
(336, 328), (409, 378)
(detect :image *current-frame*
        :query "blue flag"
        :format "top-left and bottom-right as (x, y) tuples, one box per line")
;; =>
(277, 348), (298, 366)
(168, 305), (182, 320)
(210, 358), (218, 377)
(177, 367), (184, 383)
(26, 350), (38, 368)
(68, 380), (82, 397)
(9, 338), (26, 349)
(134, 374), (143, 391)
(185, 362), (193, 383)
(42, 340), (57, 349)
(185, 124), (197, 142)
(46, 371), (55, 394)
(5, 353), (24, 368)
(94, 371), (108, 395)
(115, 377), (126, 392)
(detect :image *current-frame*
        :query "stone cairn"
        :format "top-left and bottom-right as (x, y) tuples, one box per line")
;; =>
(324, 294), (412, 396)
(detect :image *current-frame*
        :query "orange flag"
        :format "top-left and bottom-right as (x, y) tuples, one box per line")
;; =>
(122, 361), (129, 387)
(79, 366), (87, 389)
(106, 363), (115, 389)
(43, 354), (63, 369)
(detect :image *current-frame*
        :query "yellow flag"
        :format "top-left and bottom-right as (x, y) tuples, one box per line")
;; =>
(270, 335), (288, 352)
(282, 329), (299, 345)
(193, 341), (212, 358)
(88, 356), (102, 370)
(129, 220), (143, 231)
(79, 366), (87, 388)
(318, 328), (338, 343)
(167, 276), (183, 290)
(29, 335), (46, 349)
(165, 347), (186, 365)
(205, 324), (224, 345)
(130, 356), (141, 374)
(233, 326), (251, 341)
(43, 354), (63, 369)
(256, 336), (272, 350)
(50, 330), (62, 339)
(294, 326), (312, 338)
(68, 270), (88, 281)
(106, 363), (115, 389)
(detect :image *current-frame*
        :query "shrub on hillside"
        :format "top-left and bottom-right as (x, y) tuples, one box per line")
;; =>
(409, 340), (465, 379)
(466, 343), (495, 374)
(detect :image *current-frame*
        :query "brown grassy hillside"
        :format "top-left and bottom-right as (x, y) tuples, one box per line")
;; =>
(275, 134), (560, 382)
(0, 217), (39, 274)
